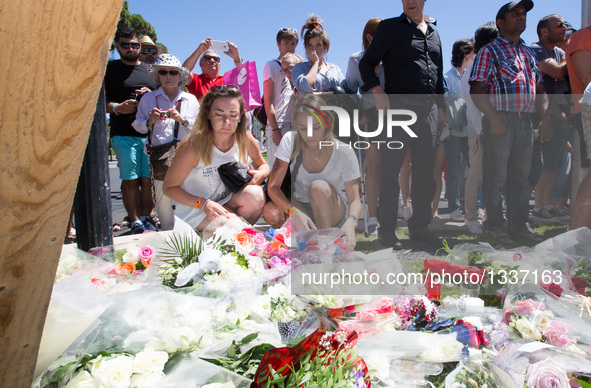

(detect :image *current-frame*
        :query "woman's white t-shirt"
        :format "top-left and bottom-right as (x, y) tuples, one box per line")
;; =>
(175, 141), (250, 228)
(275, 131), (360, 204)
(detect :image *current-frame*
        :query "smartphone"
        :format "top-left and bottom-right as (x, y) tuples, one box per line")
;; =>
(210, 40), (229, 52)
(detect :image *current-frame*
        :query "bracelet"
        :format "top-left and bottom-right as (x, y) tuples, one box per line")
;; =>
(112, 103), (120, 115)
(272, 128), (280, 132)
(288, 207), (298, 216)
(348, 214), (358, 226)
(195, 197), (208, 209)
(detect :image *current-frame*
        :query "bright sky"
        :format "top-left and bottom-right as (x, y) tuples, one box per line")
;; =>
(125, 0), (583, 82)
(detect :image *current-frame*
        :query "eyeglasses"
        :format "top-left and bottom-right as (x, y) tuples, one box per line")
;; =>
(140, 48), (158, 55)
(282, 66), (294, 73)
(203, 55), (221, 63)
(158, 69), (180, 76)
(118, 42), (140, 50)
(280, 27), (297, 34)
(547, 21), (567, 29)
(210, 84), (240, 93)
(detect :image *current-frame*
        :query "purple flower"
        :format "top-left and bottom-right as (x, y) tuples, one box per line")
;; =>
(527, 357), (570, 388)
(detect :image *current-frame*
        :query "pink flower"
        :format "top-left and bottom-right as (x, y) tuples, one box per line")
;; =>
(514, 299), (545, 316)
(253, 233), (267, 247)
(543, 321), (575, 348)
(527, 357), (570, 388)
(242, 227), (258, 236)
(355, 311), (378, 321)
(138, 245), (155, 267)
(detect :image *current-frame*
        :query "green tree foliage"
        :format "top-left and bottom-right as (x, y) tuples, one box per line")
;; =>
(117, 1), (158, 42)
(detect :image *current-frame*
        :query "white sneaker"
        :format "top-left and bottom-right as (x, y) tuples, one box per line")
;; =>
(449, 208), (465, 221)
(367, 217), (379, 235)
(466, 220), (483, 234)
(477, 208), (486, 220)
(403, 206), (413, 221)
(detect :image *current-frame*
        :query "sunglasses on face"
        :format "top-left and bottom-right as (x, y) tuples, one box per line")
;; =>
(209, 84), (240, 93)
(280, 27), (297, 34)
(118, 42), (140, 50)
(158, 69), (180, 76)
(282, 66), (294, 73)
(140, 48), (158, 55)
(547, 21), (567, 29)
(203, 55), (221, 63)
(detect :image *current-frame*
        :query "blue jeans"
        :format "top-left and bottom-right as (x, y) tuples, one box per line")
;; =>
(482, 112), (533, 232)
(443, 135), (469, 212)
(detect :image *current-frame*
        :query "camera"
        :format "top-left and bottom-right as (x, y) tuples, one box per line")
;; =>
(161, 112), (168, 119)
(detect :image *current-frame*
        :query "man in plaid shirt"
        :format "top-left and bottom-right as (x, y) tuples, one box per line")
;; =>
(470, 0), (549, 244)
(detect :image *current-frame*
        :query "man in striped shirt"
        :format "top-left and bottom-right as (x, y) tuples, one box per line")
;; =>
(469, 0), (549, 244)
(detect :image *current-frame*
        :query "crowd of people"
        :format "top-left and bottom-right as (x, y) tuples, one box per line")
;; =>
(104, 0), (591, 251)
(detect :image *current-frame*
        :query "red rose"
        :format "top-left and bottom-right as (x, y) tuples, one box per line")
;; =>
(571, 277), (590, 294)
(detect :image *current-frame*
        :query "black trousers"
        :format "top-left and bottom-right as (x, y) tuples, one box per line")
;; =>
(378, 103), (438, 236)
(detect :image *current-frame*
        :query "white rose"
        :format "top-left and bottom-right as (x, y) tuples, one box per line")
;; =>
(515, 318), (543, 341)
(533, 312), (552, 332)
(132, 348), (169, 375)
(267, 283), (290, 299)
(130, 372), (165, 388)
(462, 316), (484, 331)
(65, 370), (97, 388)
(123, 249), (139, 264)
(89, 355), (133, 388)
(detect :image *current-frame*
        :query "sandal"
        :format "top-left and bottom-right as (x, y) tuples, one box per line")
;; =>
(485, 229), (514, 245)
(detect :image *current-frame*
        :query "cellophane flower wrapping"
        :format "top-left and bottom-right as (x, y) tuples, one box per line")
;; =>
(158, 354), (251, 387)
(34, 272), (113, 378)
(501, 283), (591, 354)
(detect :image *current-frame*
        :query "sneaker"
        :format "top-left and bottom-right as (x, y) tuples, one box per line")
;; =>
(367, 217), (379, 235)
(531, 208), (559, 223)
(449, 208), (465, 221)
(554, 207), (570, 220)
(477, 208), (486, 220)
(466, 220), (483, 235)
(402, 206), (413, 221)
(131, 221), (145, 235)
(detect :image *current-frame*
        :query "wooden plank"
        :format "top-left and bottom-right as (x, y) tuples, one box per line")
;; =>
(0, 0), (123, 385)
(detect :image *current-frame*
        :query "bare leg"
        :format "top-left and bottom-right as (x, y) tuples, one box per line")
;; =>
(139, 176), (154, 217)
(570, 171), (591, 229)
(225, 185), (266, 225)
(262, 201), (287, 229)
(121, 179), (141, 223)
(308, 180), (345, 228)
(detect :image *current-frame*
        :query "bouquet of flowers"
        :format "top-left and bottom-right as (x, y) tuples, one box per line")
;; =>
(252, 328), (372, 387)
(42, 348), (169, 388)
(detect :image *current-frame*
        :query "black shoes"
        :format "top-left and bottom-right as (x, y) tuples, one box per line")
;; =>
(378, 233), (403, 251)
(409, 229), (441, 247)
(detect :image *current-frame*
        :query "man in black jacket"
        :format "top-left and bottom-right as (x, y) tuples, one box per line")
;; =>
(359, 0), (446, 249)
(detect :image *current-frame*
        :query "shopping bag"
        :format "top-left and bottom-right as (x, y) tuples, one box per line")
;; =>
(223, 61), (262, 111)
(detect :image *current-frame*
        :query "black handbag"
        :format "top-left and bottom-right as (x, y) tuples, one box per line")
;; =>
(147, 100), (182, 181)
(218, 162), (253, 193)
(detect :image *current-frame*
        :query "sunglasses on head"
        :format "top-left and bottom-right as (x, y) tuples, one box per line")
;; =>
(209, 84), (240, 93)
(158, 69), (180, 76)
(280, 27), (297, 34)
(141, 48), (158, 55)
(203, 54), (221, 62)
(118, 42), (140, 49)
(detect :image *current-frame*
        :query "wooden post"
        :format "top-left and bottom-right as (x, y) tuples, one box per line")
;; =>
(74, 85), (114, 251)
(0, 1), (122, 386)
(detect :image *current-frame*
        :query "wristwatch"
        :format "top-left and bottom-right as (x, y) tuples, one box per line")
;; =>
(348, 215), (358, 227)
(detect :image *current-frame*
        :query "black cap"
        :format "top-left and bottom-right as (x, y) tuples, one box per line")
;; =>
(496, 0), (534, 21)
